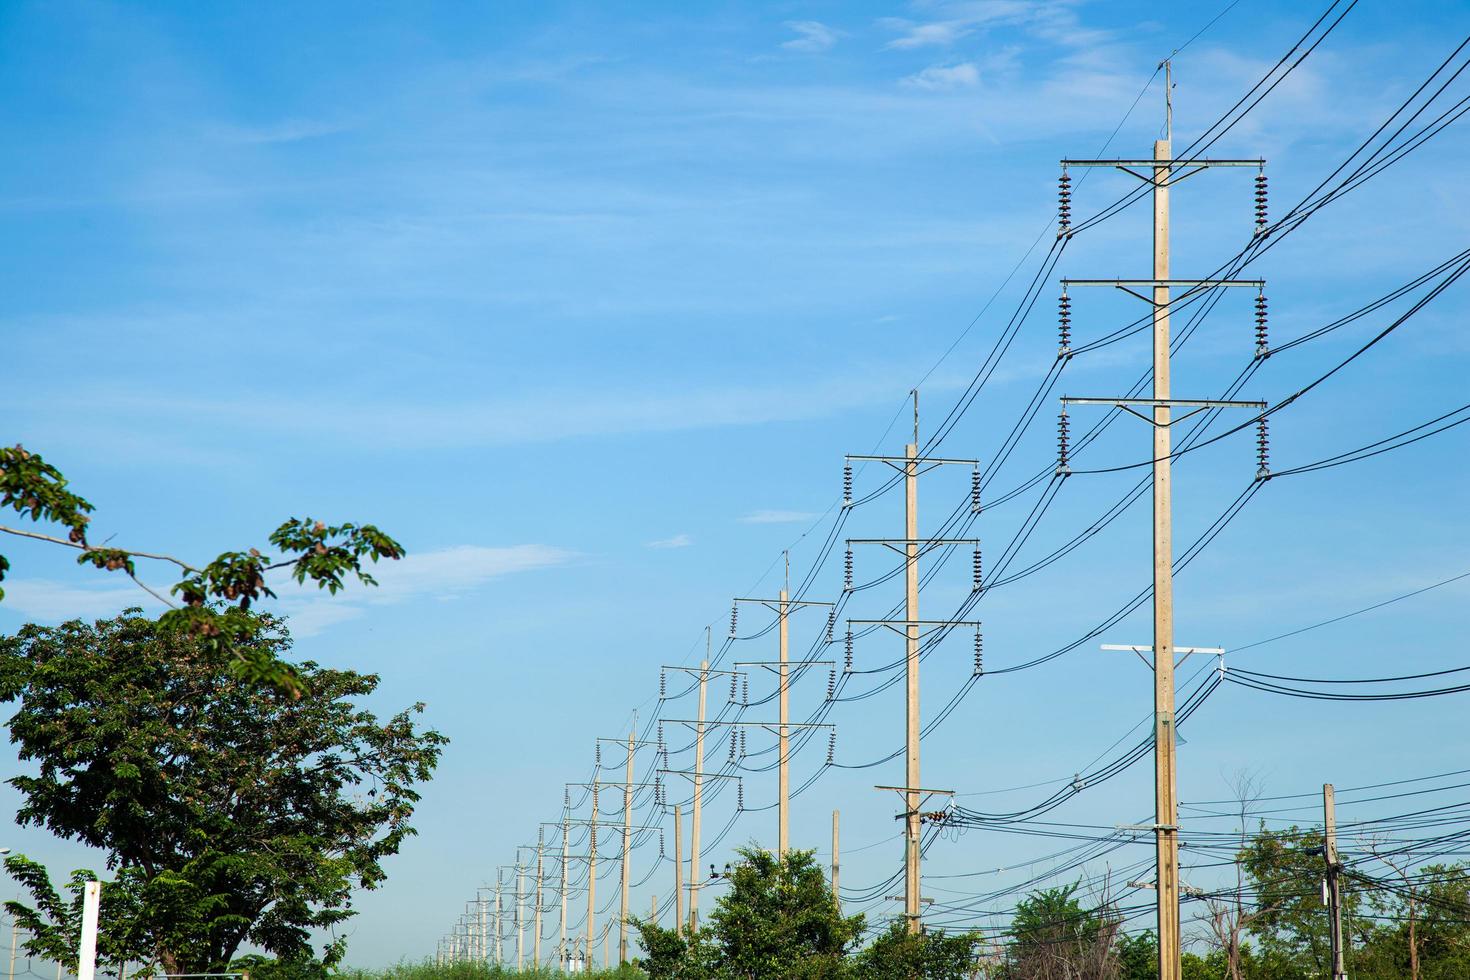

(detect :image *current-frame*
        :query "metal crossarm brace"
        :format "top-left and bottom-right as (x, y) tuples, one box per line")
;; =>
(661, 664), (743, 677)
(1062, 396), (1266, 427)
(658, 768), (741, 782)
(1062, 277), (1263, 306)
(1062, 157), (1264, 189)
(848, 536), (978, 558)
(734, 596), (835, 609)
(659, 719), (833, 730)
(846, 452), (978, 478)
(848, 617), (980, 639)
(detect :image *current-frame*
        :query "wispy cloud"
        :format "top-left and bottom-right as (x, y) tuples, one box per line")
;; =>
(367, 544), (577, 595)
(879, 2), (1101, 51)
(0, 544), (577, 637)
(0, 578), (164, 623)
(276, 544), (577, 635)
(740, 510), (818, 524)
(646, 533), (694, 549)
(901, 63), (980, 91)
(880, 18), (975, 49)
(782, 21), (840, 53)
(22, 369), (942, 453)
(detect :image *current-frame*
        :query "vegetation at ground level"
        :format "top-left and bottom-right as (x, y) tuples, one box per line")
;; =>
(341, 829), (1469, 980)
(337, 965), (640, 980)
(0, 611), (447, 975)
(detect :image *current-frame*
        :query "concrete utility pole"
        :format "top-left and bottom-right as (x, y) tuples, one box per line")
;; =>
(569, 761), (659, 969)
(692, 655), (707, 932)
(1324, 784), (1348, 980)
(587, 778), (598, 971)
(77, 881), (99, 980)
(1058, 65), (1267, 980)
(476, 886), (491, 963)
(560, 804), (570, 969)
(674, 803), (685, 934)
(494, 871), (504, 965)
(534, 834), (545, 968)
(733, 577), (835, 857)
(515, 858), (526, 969)
(659, 652), (741, 933)
(779, 589), (790, 855)
(847, 405), (978, 934)
(831, 809), (841, 911)
(621, 731), (634, 965)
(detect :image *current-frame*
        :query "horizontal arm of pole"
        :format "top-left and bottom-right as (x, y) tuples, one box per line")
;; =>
(1061, 158), (1263, 167)
(1061, 396), (1265, 428)
(847, 619), (981, 627)
(1062, 278), (1263, 287)
(1100, 644), (1225, 654)
(660, 719), (834, 729)
(1062, 397), (1266, 409)
(658, 768), (742, 781)
(846, 454), (978, 465)
(661, 664), (743, 677)
(846, 538), (978, 545)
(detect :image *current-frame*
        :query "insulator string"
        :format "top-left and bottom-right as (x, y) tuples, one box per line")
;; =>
(1058, 290), (1072, 359)
(1056, 409), (1072, 476)
(1058, 167), (1072, 238)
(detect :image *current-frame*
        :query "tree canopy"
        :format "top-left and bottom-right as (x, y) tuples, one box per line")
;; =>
(0, 610), (447, 974)
(632, 846), (984, 979)
(0, 444), (403, 687)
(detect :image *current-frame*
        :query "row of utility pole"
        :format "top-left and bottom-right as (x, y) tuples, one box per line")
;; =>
(446, 67), (1371, 979)
(444, 582), (857, 970)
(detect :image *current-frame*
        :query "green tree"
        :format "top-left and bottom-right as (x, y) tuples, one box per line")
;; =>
(634, 847), (863, 978)
(851, 921), (984, 979)
(1352, 861), (1470, 980)
(0, 611), (447, 973)
(0, 444), (403, 687)
(1115, 930), (1156, 980)
(1007, 882), (1121, 979)
(1239, 825), (1350, 977)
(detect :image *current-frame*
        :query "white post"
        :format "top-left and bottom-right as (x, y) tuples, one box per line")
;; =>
(77, 881), (100, 980)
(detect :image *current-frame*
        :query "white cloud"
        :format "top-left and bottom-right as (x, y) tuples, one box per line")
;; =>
(646, 534), (694, 549)
(901, 63), (981, 91)
(879, 2), (1101, 51)
(0, 578), (165, 623)
(880, 18), (975, 49)
(740, 510), (818, 524)
(782, 21), (840, 53)
(276, 543), (578, 633)
(366, 544), (577, 596)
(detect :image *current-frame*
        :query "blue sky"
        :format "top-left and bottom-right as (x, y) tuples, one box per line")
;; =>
(3, 0), (1470, 969)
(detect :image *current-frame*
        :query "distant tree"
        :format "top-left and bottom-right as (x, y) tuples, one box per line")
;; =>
(851, 921), (984, 979)
(1007, 882), (1121, 980)
(706, 848), (864, 977)
(0, 611), (447, 973)
(633, 847), (863, 978)
(1239, 825), (1350, 977)
(1114, 930), (1156, 980)
(0, 444), (403, 687)
(1202, 772), (1278, 980)
(1353, 859), (1470, 980)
